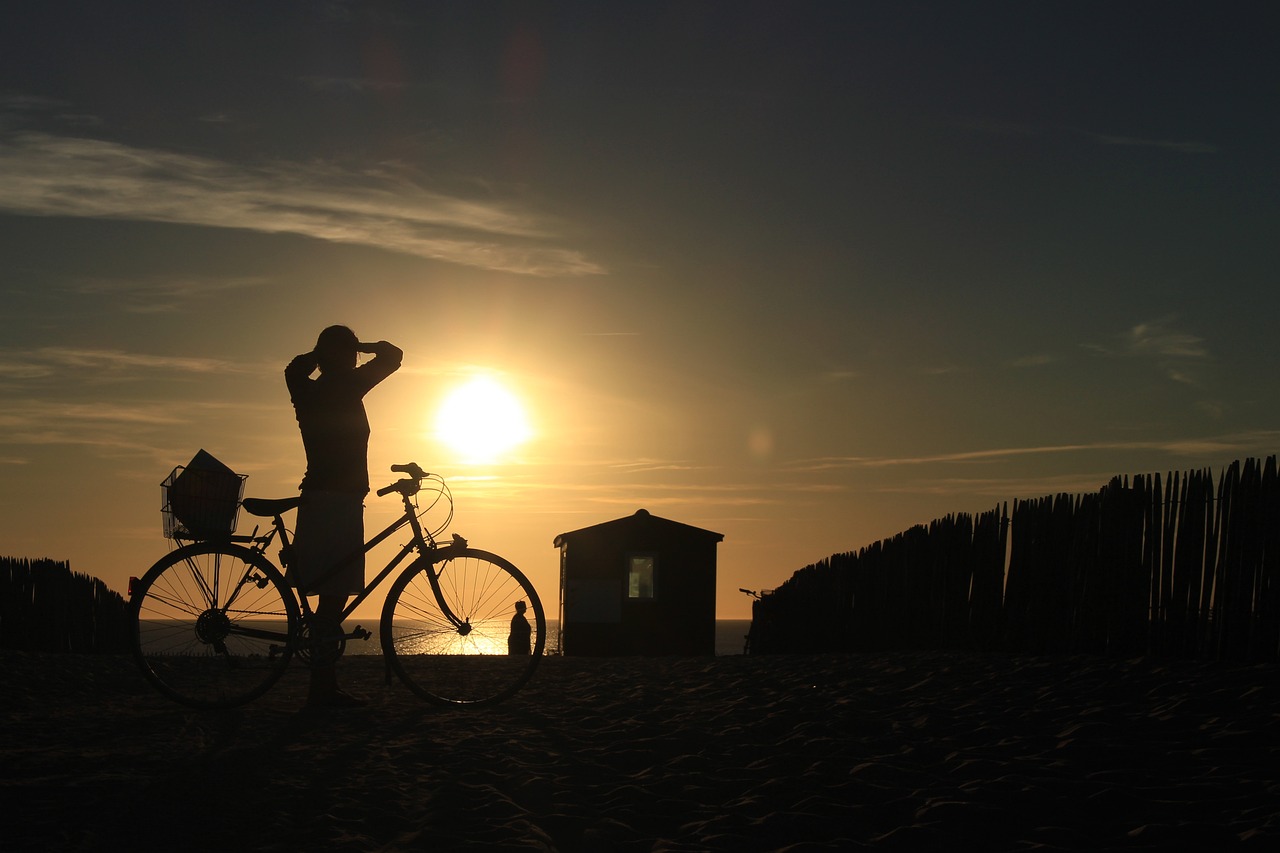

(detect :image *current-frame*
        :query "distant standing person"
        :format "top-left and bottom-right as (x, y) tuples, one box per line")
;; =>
(508, 600), (532, 656)
(286, 325), (402, 708)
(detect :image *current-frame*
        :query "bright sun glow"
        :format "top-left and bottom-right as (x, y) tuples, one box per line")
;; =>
(434, 376), (532, 463)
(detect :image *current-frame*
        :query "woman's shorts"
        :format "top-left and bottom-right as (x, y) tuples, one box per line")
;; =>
(289, 490), (365, 596)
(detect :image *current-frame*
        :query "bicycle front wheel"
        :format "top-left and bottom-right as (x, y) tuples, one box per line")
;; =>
(381, 548), (545, 707)
(130, 543), (299, 709)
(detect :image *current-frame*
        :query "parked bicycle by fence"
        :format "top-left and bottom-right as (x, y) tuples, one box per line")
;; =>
(129, 459), (546, 710)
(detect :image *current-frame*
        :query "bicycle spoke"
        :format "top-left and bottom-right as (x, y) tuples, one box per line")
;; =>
(383, 549), (545, 707)
(131, 544), (297, 709)
(183, 553), (217, 609)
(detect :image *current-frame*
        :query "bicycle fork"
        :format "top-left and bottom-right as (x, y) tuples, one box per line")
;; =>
(425, 535), (472, 632)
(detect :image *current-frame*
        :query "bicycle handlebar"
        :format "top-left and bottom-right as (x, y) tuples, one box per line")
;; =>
(376, 462), (431, 497)
(391, 462), (428, 480)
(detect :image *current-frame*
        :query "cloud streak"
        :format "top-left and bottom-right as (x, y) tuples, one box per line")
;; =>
(69, 274), (273, 314)
(0, 400), (187, 428)
(1082, 131), (1218, 155)
(0, 347), (264, 380)
(961, 120), (1219, 155)
(1080, 317), (1212, 387)
(1125, 318), (1208, 360)
(0, 400), (189, 461)
(0, 395), (288, 471)
(792, 431), (1280, 471)
(0, 132), (603, 276)
(1126, 317), (1210, 387)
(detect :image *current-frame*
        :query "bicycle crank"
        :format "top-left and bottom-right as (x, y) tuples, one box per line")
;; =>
(294, 617), (346, 668)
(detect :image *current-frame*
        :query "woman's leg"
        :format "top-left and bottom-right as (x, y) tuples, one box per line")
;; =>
(308, 593), (348, 701)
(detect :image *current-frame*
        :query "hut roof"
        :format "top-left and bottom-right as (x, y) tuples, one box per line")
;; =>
(553, 509), (724, 548)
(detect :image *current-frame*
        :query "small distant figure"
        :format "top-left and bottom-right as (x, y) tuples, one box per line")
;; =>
(508, 600), (532, 656)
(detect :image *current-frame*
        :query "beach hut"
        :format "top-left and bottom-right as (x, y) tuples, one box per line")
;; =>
(553, 509), (723, 656)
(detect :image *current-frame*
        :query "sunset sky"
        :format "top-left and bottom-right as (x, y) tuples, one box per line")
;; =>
(2, 2), (1277, 619)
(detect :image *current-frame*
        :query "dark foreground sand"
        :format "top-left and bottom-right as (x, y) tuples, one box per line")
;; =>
(3, 651), (1277, 851)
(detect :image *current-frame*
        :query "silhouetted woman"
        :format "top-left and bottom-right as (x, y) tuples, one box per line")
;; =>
(286, 325), (402, 707)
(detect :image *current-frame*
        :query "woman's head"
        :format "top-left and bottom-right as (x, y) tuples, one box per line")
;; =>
(315, 325), (358, 373)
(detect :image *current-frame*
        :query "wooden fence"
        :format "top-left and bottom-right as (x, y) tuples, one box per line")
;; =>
(0, 557), (130, 653)
(748, 457), (1280, 662)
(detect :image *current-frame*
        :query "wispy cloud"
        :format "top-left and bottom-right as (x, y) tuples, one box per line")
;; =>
(0, 395), (285, 469)
(872, 472), (1117, 499)
(0, 94), (100, 129)
(1130, 317), (1209, 386)
(69, 274), (272, 314)
(0, 400), (189, 460)
(792, 431), (1280, 471)
(0, 131), (603, 276)
(299, 76), (408, 94)
(0, 361), (53, 380)
(1080, 130), (1218, 154)
(960, 119), (1218, 156)
(1196, 400), (1226, 421)
(1125, 318), (1208, 359)
(0, 347), (271, 387)
(607, 459), (708, 474)
(24, 347), (255, 374)
(569, 481), (796, 509)
(1083, 317), (1211, 386)
(1007, 354), (1057, 368)
(918, 364), (967, 376)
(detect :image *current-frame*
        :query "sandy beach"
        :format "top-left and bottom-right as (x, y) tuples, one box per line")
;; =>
(3, 650), (1277, 851)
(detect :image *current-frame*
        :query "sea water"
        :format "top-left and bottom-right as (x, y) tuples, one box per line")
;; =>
(713, 619), (753, 656)
(340, 619), (755, 656)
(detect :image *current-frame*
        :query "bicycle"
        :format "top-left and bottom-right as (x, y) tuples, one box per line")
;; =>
(129, 462), (546, 710)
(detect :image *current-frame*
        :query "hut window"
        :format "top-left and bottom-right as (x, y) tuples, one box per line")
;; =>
(627, 555), (655, 599)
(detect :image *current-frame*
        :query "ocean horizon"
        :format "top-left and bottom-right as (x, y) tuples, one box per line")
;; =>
(341, 619), (754, 657)
(506, 619), (755, 657)
(712, 619), (753, 656)
(528, 619), (756, 657)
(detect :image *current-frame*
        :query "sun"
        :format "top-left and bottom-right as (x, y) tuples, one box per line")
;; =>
(434, 376), (532, 463)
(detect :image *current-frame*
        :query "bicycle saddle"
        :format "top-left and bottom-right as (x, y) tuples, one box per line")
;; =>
(241, 496), (303, 517)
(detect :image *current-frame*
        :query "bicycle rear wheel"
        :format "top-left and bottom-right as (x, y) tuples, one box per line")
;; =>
(381, 548), (545, 707)
(130, 542), (298, 709)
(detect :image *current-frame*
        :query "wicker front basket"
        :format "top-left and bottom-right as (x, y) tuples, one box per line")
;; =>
(161, 455), (247, 541)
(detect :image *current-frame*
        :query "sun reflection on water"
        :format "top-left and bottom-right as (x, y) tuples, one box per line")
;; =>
(389, 618), (519, 656)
